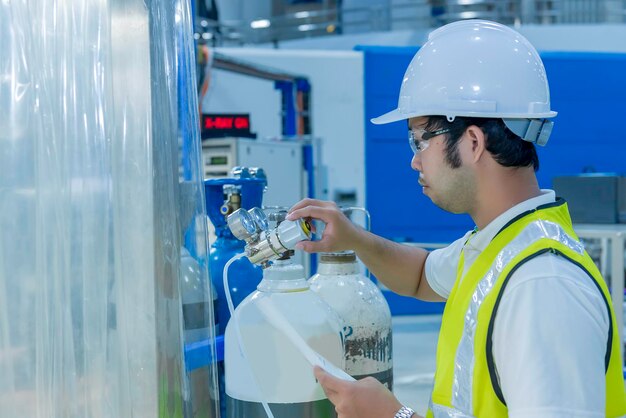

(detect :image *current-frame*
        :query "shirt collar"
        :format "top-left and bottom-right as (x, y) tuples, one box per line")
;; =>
(464, 189), (556, 252)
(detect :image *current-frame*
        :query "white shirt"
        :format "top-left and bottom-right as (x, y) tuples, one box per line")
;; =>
(426, 190), (611, 418)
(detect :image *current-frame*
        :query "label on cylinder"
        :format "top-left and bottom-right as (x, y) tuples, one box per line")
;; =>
(343, 325), (393, 389)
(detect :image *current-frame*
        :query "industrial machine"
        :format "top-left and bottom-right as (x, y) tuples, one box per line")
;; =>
(553, 174), (626, 224)
(202, 137), (305, 208)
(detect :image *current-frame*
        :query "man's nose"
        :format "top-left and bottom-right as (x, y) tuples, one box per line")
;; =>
(411, 153), (422, 172)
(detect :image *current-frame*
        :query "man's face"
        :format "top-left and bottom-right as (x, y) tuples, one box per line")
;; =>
(408, 117), (476, 214)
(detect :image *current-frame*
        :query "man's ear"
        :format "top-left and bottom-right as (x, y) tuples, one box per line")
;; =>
(464, 125), (486, 163)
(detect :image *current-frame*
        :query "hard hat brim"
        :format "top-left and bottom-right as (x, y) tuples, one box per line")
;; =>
(370, 108), (406, 125)
(371, 108), (558, 125)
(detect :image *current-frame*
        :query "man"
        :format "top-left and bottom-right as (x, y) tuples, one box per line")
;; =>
(287, 20), (626, 418)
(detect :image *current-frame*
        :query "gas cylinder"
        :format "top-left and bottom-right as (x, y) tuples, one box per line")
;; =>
(181, 247), (214, 344)
(180, 247), (218, 417)
(225, 255), (344, 418)
(309, 251), (393, 389)
(205, 167), (267, 417)
(205, 168), (266, 334)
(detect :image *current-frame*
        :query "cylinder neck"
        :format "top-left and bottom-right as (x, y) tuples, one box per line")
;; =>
(257, 259), (308, 292)
(317, 252), (360, 275)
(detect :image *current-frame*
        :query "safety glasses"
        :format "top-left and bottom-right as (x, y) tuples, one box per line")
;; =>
(408, 127), (451, 154)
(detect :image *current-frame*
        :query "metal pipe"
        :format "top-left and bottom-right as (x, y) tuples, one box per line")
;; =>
(212, 51), (307, 82)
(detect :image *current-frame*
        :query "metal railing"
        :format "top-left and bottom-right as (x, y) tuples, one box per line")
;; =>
(195, 0), (626, 46)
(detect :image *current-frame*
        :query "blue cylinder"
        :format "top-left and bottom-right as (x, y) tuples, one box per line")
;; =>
(209, 237), (263, 333)
(205, 174), (266, 418)
(204, 176), (266, 334)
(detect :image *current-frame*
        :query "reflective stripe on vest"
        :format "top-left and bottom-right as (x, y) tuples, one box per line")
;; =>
(430, 400), (475, 417)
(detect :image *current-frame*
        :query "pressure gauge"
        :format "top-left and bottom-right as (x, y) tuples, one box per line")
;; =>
(227, 208), (257, 241)
(248, 207), (269, 232)
(228, 206), (312, 267)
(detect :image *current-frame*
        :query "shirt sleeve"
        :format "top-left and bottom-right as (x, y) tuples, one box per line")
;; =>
(424, 230), (473, 299)
(494, 254), (609, 418)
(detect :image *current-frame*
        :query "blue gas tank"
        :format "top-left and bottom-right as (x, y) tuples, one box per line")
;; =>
(204, 169), (266, 335)
(209, 235), (263, 333)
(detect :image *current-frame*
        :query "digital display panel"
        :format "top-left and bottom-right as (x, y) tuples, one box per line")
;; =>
(201, 114), (255, 139)
(209, 156), (228, 165)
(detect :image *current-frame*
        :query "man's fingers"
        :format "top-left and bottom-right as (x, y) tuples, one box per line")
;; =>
(289, 199), (337, 214)
(295, 239), (330, 253)
(314, 366), (346, 393)
(286, 206), (334, 223)
(313, 367), (341, 406)
(288, 198), (322, 213)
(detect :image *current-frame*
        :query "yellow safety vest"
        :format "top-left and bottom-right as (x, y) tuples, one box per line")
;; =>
(427, 199), (626, 418)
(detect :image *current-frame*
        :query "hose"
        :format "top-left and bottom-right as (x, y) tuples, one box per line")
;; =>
(223, 253), (275, 418)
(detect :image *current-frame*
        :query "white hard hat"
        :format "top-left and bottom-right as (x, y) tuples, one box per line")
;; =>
(371, 20), (557, 137)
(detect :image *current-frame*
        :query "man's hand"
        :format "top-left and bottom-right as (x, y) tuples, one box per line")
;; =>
(287, 199), (363, 254)
(314, 366), (406, 418)
(288, 199), (438, 301)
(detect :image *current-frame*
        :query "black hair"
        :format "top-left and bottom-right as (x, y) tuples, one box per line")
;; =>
(423, 116), (539, 171)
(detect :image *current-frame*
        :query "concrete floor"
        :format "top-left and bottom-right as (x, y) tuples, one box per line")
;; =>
(391, 314), (442, 416)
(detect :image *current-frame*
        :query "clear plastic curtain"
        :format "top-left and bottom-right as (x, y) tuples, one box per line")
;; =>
(0, 0), (218, 417)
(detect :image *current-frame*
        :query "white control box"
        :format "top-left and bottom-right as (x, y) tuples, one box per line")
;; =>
(202, 137), (306, 207)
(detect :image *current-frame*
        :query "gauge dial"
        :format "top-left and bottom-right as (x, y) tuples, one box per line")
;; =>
(248, 207), (269, 232)
(227, 208), (256, 241)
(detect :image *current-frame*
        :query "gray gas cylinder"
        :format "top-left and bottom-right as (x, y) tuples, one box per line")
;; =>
(309, 251), (393, 389)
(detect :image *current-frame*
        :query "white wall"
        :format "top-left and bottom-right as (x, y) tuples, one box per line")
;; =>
(203, 49), (366, 208)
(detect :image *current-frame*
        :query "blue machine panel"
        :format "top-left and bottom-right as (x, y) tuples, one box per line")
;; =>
(360, 46), (626, 314)
(538, 52), (626, 182)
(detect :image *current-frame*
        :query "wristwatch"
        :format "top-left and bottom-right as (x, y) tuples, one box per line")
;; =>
(394, 406), (415, 418)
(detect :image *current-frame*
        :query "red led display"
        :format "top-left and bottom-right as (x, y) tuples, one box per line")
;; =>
(201, 114), (254, 139)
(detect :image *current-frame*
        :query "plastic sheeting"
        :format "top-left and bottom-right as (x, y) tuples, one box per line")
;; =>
(0, 1), (218, 417)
